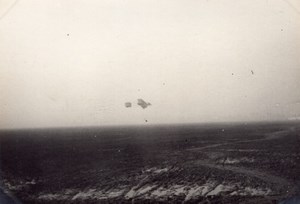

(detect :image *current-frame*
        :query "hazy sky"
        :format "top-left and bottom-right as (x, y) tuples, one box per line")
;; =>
(1, 0), (300, 129)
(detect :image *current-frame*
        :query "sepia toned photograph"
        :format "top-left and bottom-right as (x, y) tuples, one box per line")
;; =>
(0, 0), (300, 203)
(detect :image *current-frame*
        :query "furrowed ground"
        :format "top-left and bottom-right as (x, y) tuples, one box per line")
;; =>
(0, 122), (299, 203)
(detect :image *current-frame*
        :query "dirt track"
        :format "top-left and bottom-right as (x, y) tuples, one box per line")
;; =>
(189, 127), (299, 196)
(188, 128), (293, 151)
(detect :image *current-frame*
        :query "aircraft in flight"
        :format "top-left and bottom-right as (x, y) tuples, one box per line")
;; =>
(125, 99), (151, 109)
(137, 99), (151, 109)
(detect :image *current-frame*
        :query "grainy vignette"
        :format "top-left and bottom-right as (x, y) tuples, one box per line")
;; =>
(0, 0), (300, 203)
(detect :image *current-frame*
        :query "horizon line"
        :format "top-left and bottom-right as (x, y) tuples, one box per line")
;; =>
(0, 119), (299, 131)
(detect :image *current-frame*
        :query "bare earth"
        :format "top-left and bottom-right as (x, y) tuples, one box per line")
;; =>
(0, 122), (299, 203)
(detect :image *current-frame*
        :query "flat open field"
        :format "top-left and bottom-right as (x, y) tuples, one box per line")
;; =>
(0, 122), (299, 203)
